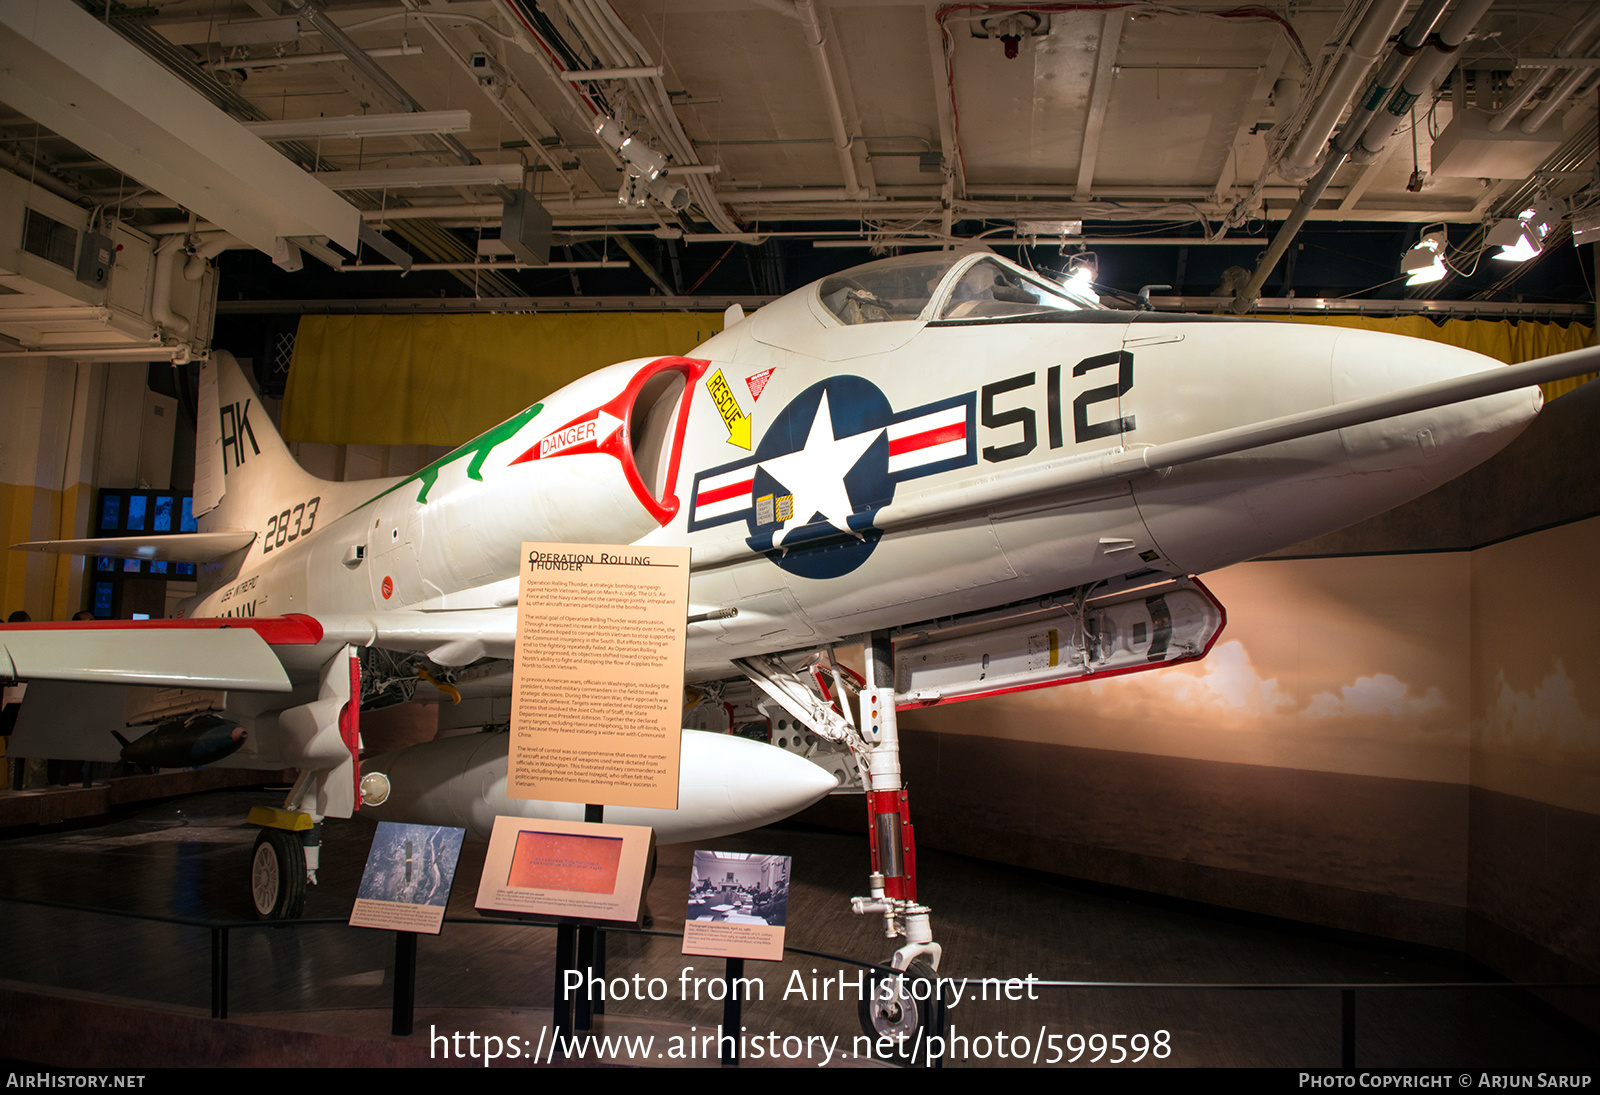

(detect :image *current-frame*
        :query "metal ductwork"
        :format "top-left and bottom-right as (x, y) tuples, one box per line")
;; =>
(1235, 0), (1496, 312)
(1488, 3), (1600, 132)
(1280, 0), (1413, 181)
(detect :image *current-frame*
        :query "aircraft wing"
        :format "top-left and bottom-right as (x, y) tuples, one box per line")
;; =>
(0, 607), (515, 693)
(0, 616), (322, 691)
(12, 531), (257, 563)
(315, 608), (516, 667)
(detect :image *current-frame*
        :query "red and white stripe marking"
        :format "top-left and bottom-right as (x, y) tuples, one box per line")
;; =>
(692, 465), (757, 521)
(886, 404), (967, 474)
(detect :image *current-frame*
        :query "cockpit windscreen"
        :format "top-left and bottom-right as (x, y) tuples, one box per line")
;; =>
(818, 256), (960, 325)
(939, 259), (1094, 320)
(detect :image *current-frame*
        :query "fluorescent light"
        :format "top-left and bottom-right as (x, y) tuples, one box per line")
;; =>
(245, 111), (473, 141)
(314, 164), (524, 190)
(1018, 219), (1083, 237)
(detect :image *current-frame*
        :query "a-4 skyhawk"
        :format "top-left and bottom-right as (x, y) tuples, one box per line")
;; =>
(2, 248), (1590, 1046)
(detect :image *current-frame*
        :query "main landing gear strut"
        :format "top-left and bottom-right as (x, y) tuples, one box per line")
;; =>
(738, 632), (942, 1058)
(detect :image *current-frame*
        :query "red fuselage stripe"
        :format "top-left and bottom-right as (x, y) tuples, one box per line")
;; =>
(887, 422), (965, 456)
(698, 479), (755, 506)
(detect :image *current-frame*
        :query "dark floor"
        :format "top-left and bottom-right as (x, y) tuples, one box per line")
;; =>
(0, 785), (1595, 1069)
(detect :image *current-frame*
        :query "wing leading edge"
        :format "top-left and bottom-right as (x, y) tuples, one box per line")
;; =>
(0, 615), (323, 691)
(11, 531), (258, 564)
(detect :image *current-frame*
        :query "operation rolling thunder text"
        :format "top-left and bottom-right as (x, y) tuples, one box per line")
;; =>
(430, 968), (1176, 1066)
(527, 550), (655, 571)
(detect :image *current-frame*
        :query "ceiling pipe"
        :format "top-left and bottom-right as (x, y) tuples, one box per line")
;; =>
(556, 0), (740, 232)
(279, 0), (481, 170)
(0, 346), (181, 360)
(1235, 0), (1482, 313)
(151, 235), (190, 338)
(745, 0), (863, 199)
(1489, 2), (1600, 132)
(557, 65), (662, 81)
(201, 44), (423, 71)
(797, 0), (864, 200)
(1353, 0), (1492, 157)
(1281, 0), (1412, 181)
(336, 260), (631, 272)
(1520, 64), (1595, 132)
(0, 147), (86, 205)
(184, 232), (245, 280)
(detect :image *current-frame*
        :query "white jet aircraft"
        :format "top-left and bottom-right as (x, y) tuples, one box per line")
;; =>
(2, 249), (1590, 1040)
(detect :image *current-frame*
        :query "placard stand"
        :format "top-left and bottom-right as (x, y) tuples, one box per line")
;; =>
(574, 803), (606, 1032)
(392, 932), (418, 1036)
(547, 803), (610, 1052)
(721, 957), (745, 1065)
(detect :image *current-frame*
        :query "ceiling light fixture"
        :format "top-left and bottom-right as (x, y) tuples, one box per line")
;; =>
(1487, 199), (1561, 262)
(594, 116), (667, 180)
(1401, 228), (1448, 285)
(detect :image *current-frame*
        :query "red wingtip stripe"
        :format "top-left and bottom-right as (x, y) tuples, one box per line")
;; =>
(0, 614), (324, 646)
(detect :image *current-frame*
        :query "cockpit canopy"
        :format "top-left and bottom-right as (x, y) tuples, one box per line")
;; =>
(816, 251), (1102, 326)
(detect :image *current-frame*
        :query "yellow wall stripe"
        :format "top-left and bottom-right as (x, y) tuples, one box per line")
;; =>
(1278, 314), (1595, 399)
(284, 312), (726, 446)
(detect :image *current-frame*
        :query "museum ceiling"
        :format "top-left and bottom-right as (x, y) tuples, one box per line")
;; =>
(3, 0), (1600, 313)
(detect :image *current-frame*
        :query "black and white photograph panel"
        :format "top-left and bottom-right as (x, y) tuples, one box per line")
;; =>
(685, 850), (791, 927)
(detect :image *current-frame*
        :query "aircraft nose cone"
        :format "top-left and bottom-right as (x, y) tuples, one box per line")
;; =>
(681, 730), (841, 830)
(1332, 329), (1542, 484)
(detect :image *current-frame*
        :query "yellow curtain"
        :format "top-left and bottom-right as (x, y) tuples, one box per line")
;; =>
(1277, 314), (1595, 400)
(283, 312), (726, 446)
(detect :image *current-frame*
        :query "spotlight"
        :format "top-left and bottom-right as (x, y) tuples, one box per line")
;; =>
(1061, 251), (1101, 304)
(1065, 251), (1098, 284)
(1488, 199), (1561, 262)
(623, 139), (667, 181)
(1402, 228), (1448, 285)
(645, 174), (690, 211)
(1486, 218), (1540, 262)
(594, 115), (667, 180)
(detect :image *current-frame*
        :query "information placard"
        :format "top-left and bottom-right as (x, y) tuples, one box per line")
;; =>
(509, 541), (691, 809)
(681, 850), (791, 962)
(349, 822), (466, 935)
(475, 815), (653, 925)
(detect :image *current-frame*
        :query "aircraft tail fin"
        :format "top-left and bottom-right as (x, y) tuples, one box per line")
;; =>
(197, 350), (329, 531)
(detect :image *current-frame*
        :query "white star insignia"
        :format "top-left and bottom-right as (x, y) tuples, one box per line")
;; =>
(756, 390), (882, 548)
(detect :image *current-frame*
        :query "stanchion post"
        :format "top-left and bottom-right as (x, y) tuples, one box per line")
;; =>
(1341, 987), (1356, 1069)
(209, 926), (228, 1019)
(722, 957), (744, 1065)
(393, 931), (418, 1036)
(575, 924), (596, 1031)
(553, 921), (576, 1054)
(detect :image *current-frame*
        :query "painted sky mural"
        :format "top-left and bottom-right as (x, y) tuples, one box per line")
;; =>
(897, 517), (1599, 815)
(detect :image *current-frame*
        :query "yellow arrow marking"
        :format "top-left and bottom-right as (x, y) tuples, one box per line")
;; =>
(705, 368), (751, 450)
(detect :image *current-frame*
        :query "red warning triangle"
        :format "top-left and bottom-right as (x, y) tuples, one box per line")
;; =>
(745, 368), (775, 403)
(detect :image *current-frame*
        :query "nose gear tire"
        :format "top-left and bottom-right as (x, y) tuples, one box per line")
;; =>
(251, 828), (306, 920)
